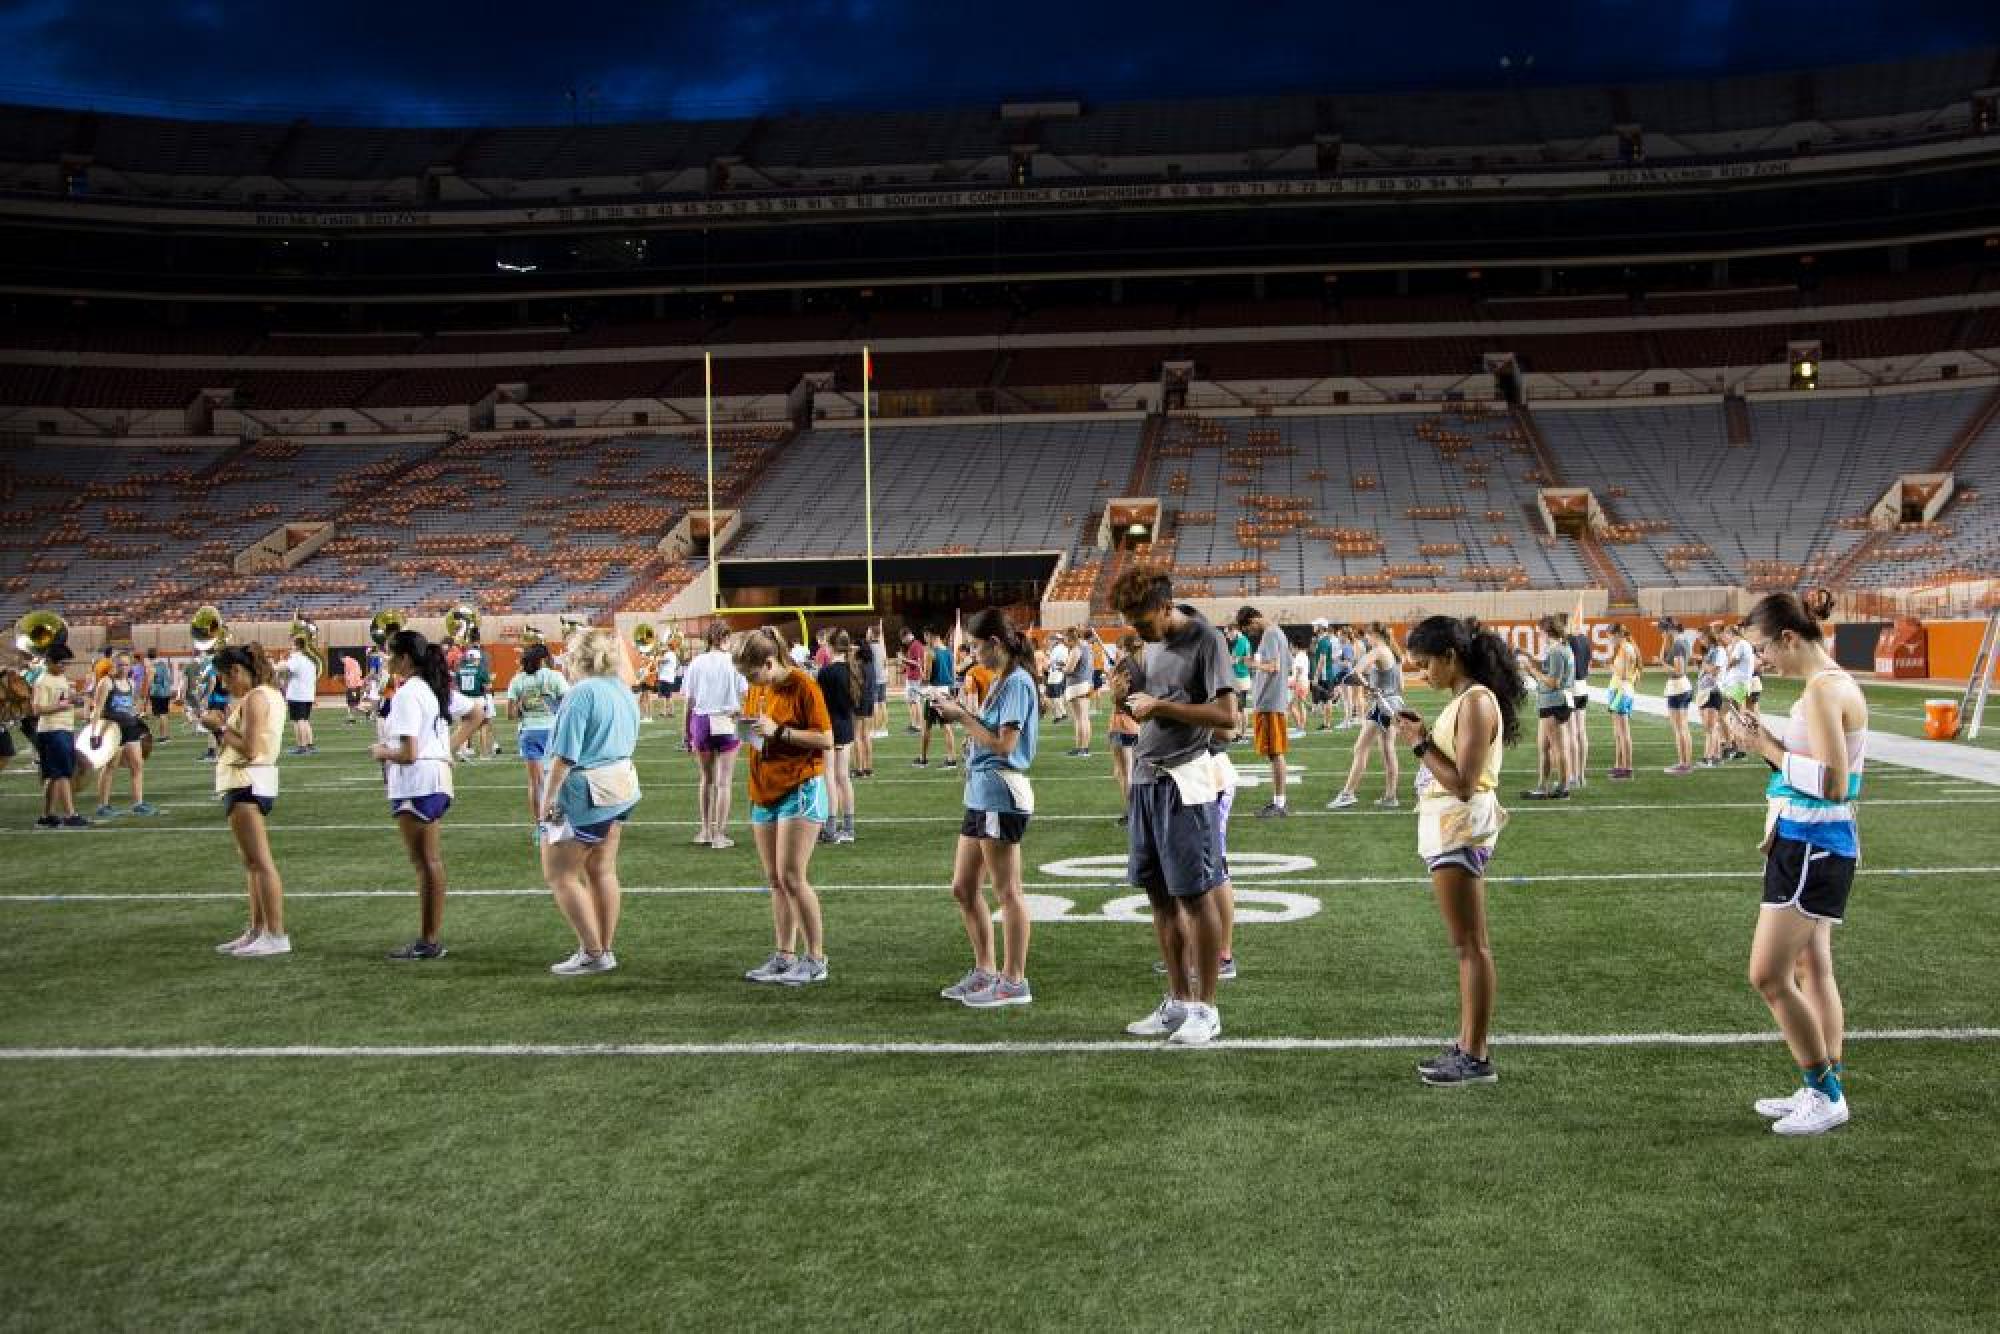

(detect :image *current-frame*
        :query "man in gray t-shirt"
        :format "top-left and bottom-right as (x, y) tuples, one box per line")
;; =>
(1112, 570), (1240, 1046)
(1235, 606), (1295, 817)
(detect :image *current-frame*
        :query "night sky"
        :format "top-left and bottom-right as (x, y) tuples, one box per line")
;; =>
(0, 0), (1996, 126)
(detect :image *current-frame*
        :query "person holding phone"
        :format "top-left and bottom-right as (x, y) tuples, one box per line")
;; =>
(1656, 617), (1695, 775)
(735, 629), (835, 987)
(208, 644), (289, 957)
(683, 622), (747, 849)
(1393, 616), (1522, 1087)
(1604, 623), (1641, 780)
(1722, 591), (1866, 1136)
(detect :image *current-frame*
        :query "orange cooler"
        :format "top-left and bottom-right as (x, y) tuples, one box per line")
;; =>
(1925, 698), (1960, 740)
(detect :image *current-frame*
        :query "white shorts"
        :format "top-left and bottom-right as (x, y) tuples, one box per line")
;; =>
(1063, 682), (1093, 702)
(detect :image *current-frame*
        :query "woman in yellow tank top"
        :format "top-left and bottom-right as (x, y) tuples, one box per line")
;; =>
(1394, 616), (1524, 1088)
(206, 645), (290, 958)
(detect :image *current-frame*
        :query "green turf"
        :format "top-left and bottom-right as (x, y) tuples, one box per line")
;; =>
(2, 682), (1996, 1330)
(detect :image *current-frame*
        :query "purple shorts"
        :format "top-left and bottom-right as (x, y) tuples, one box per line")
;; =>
(1214, 783), (1235, 871)
(391, 793), (452, 824)
(1425, 845), (1493, 877)
(688, 713), (741, 754)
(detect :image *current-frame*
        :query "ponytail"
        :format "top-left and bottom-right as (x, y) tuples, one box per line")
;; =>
(829, 629), (861, 695)
(214, 643), (276, 690)
(733, 628), (785, 675)
(1405, 615), (1523, 746)
(387, 629), (453, 711)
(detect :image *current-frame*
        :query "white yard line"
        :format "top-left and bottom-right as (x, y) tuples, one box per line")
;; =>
(2, 1028), (1993, 1061)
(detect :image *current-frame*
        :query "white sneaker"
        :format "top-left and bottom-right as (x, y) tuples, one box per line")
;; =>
(232, 932), (291, 957)
(1168, 1004), (1222, 1046)
(552, 950), (617, 976)
(1772, 1089), (1850, 1136)
(214, 929), (257, 955)
(691, 832), (713, 846)
(1325, 791), (1358, 810)
(1125, 997), (1187, 1037)
(744, 952), (793, 983)
(1754, 1087), (1811, 1119)
(776, 955), (829, 987)
(710, 835), (735, 850)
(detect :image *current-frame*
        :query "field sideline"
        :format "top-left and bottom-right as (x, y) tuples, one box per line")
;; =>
(2, 671), (1995, 1328)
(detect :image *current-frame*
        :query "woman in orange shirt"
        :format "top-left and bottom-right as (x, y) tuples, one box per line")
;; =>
(736, 629), (836, 987)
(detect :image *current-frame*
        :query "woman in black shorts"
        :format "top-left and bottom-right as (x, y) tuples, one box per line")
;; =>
(87, 649), (157, 818)
(208, 646), (290, 957)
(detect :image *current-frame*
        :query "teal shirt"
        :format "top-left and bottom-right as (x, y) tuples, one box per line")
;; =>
(507, 668), (568, 732)
(1230, 631), (1252, 683)
(549, 675), (641, 826)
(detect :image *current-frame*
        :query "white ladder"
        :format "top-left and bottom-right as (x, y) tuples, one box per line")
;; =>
(1957, 609), (2000, 740)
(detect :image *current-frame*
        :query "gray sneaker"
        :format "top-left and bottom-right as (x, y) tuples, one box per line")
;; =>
(1416, 1042), (1464, 1077)
(1373, 795), (1400, 809)
(744, 952), (793, 984)
(1420, 1046), (1498, 1087)
(1254, 801), (1289, 818)
(962, 976), (1032, 1008)
(940, 967), (995, 1000)
(1125, 997), (1188, 1037)
(776, 955), (829, 987)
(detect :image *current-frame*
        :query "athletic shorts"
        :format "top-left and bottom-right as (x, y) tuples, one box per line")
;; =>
(907, 682), (927, 703)
(1665, 691), (1693, 711)
(688, 713), (741, 754)
(345, 688), (362, 707)
(390, 793), (452, 824)
(1762, 834), (1855, 924)
(831, 717), (856, 748)
(1063, 682), (1092, 702)
(1723, 684), (1751, 707)
(548, 812), (627, 846)
(1607, 690), (1635, 717)
(1214, 782), (1235, 876)
(1111, 731), (1138, 749)
(111, 718), (149, 747)
(0, 727), (13, 758)
(1538, 703), (1572, 724)
(1125, 779), (1224, 899)
(1425, 845), (1494, 877)
(287, 700), (313, 722)
(35, 729), (76, 781)
(518, 728), (551, 762)
(1044, 683), (1064, 701)
(1570, 692), (1589, 714)
(1310, 681), (1337, 704)
(752, 775), (827, 825)
(1702, 691), (1725, 713)
(1253, 711), (1289, 757)
(961, 807), (1030, 844)
(222, 787), (274, 817)
(149, 695), (172, 717)
(872, 685), (887, 708)
(1366, 702), (1399, 730)
(1092, 670), (1105, 690)
(654, 680), (677, 697)
(1331, 668), (1353, 688)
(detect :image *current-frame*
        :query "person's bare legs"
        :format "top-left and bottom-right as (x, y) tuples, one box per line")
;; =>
(396, 814), (446, 943)
(949, 836), (995, 974)
(1432, 866), (1495, 1058)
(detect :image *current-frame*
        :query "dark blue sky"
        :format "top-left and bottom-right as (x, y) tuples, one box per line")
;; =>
(0, 0), (1996, 126)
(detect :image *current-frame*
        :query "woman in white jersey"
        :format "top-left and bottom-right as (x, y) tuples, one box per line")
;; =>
(1717, 623), (1757, 759)
(682, 621), (748, 849)
(1394, 616), (1522, 1087)
(370, 629), (456, 961)
(280, 636), (319, 755)
(207, 645), (289, 957)
(1723, 590), (1867, 1137)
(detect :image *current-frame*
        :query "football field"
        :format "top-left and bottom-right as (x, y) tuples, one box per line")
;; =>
(2, 675), (1996, 1329)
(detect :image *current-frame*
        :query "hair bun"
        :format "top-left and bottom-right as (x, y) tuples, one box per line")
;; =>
(1802, 587), (1835, 622)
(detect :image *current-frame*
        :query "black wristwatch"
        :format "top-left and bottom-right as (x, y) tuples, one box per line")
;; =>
(777, 724), (789, 744)
(1412, 737), (1434, 759)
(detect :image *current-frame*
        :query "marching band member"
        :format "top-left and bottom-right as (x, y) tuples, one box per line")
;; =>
(370, 629), (456, 962)
(207, 645), (289, 957)
(280, 635), (319, 756)
(30, 644), (88, 828)
(87, 648), (158, 818)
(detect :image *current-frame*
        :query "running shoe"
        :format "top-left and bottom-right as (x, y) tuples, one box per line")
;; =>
(1663, 764), (1695, 776)
(940, 967), (994, 1001)
(709, 835), (735, 850)
(551, 950), (617, 976)
(1167, 1004), (1221, 1046)
(776, 955), (829, 987)
(1218, 956), (1237, 981)
(1325, 791), (1358, 810)
(1254, 801), (1289, 818)
(92, 804), (118, 820)
(1373, 795), (1400, 809)
(911, 757), (928, 768)
(1417, 1042), (1464, 1077)
(961, 976), (1032, 1008)
(58, 815), (91, 828)
(32, 816), (58, 829)
(1125, 997), (1187, 1037)
(387, 940), (447, 961)
(232, 933), (292, 958)
(215, 929), (257, 954)
(1420, 1047), (1498, 1086)
(744, 952), (793, 984)
(129, 802), (163, 816)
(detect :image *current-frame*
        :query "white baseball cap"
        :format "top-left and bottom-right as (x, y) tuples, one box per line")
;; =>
(1312, 618), (1330, 628)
